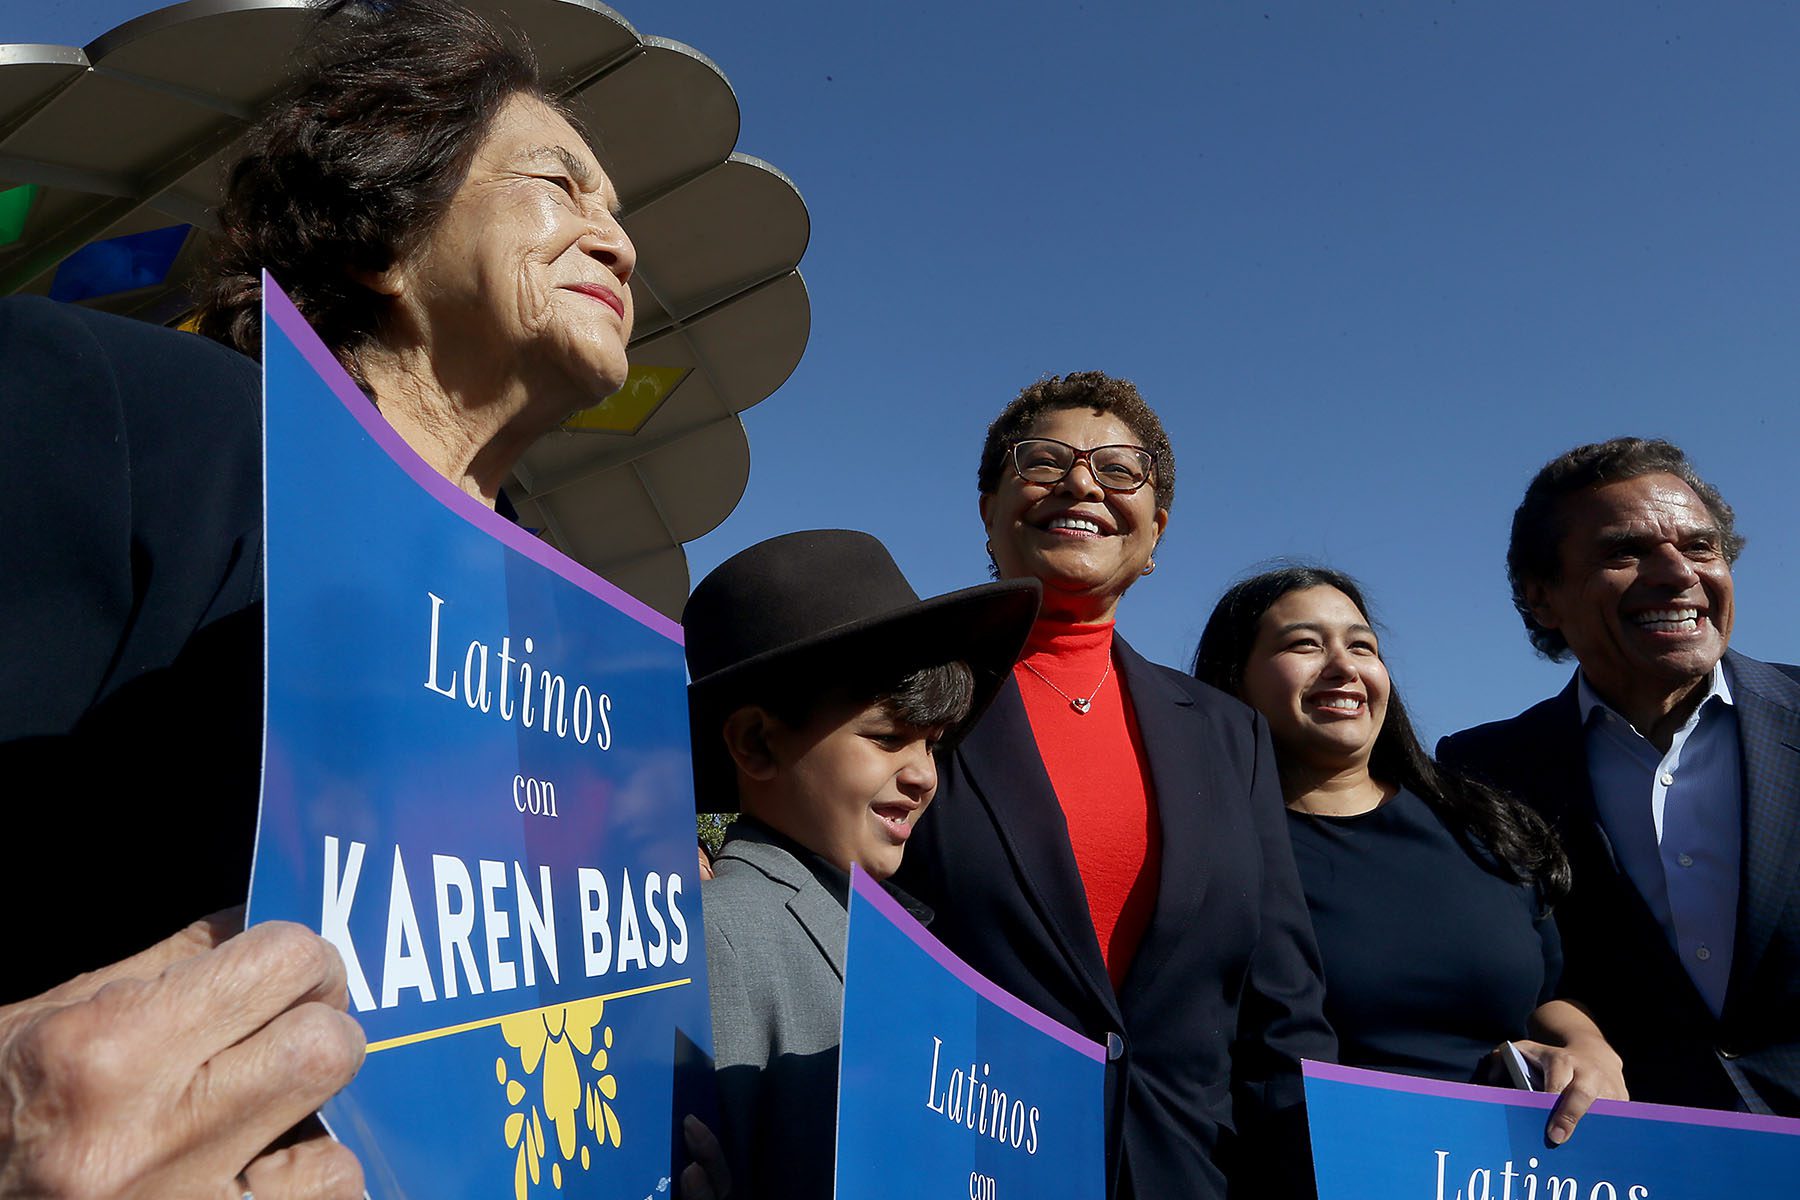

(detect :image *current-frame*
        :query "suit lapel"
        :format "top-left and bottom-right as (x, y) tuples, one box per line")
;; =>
(1536, 680), (1675, 930)
(719, 834), (849, 981)
(1108, 639), (1206, 997)
(1547, 674), (1720, 1022)
(1532, 678), (1605, 841)
(1539, 677), (1668, 897)
(787, 883), (849, 982)
(1724, 652), (1800, 997)
(956, 675), (1120, 1022)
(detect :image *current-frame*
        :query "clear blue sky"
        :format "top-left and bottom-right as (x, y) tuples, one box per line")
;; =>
(23, 0), (1800, 743)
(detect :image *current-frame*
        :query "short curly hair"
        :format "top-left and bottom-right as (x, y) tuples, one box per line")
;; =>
(1507, 437), (1745, 659)
(977, 371), (1175, 511)
(193, 0), (555, 381)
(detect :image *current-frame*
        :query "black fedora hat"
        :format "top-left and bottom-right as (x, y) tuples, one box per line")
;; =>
(684, 529), (1040, 811)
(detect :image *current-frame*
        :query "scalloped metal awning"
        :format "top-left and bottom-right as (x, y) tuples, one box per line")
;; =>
(0, 0), (809, 619)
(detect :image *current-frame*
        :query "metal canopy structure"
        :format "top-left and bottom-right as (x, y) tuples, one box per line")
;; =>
(0, 0), (809, 619)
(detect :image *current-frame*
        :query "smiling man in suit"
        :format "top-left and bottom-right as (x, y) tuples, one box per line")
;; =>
(1440, 437), (1800, 1116)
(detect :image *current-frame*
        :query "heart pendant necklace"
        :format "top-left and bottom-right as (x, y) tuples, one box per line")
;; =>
(1020, 657), (1112, 715)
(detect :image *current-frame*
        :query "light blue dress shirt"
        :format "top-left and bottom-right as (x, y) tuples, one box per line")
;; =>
(1580, 661), (1742, 1018)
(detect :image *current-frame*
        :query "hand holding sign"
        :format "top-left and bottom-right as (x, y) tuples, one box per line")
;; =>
(0, 912), (364, 1199)
(1481, 999), (1629, 1146)
(677, 1114), (732, 1200)
(1305, 1060), (1800, 1200)
(1507, 1033), (1629, 1146)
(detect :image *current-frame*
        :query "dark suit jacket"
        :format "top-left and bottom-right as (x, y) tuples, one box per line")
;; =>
(895, 637), (1335, 1200)
(1439, 651), (1800, 1115)
(1, 296), (263, 1000)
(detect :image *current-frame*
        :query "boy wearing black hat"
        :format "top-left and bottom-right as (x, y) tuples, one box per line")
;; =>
(683, 530), (1037, 1200)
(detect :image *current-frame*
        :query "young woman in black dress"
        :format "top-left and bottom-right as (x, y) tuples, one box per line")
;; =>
(1193, 566), (1627, 1144)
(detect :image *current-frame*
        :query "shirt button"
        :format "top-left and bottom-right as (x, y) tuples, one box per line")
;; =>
(1696, 945), (1712, 962)
(1660, 772), (1675, 786)
(1106, 1032), (1125, 1061)
(1678, 853), (1695, 868)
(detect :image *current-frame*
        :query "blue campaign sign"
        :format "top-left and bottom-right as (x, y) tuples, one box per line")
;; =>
(836, 867), (1105, 1200)
(1304, 1060), (1800, 1200)
(246, 277), (712, 1200)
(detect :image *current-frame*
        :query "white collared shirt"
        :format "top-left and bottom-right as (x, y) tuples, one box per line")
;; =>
(1580, 661), (1742, 1018)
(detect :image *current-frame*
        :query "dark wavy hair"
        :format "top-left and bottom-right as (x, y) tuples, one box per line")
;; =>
(1193, 565), (1570, 906)
(761, 660), (976, 734)
(977, 371), (1176, 512)
(1507, 437), (1744, 660)
(193, 0), (553, 382)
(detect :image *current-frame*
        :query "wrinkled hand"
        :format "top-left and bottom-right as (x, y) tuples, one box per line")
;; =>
(0, 910), (366, 1199)
(677, 1114), (731, 1200)
(1506, 1037), (1628, 1146)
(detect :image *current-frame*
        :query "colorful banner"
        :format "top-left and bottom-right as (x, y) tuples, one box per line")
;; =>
(1304, 1060), (1800, 1200)
(836, 867), (1105, 1200)
(246, 277), (712, 1200)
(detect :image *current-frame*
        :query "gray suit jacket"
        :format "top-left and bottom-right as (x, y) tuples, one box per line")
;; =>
(704, 824), (848, 1200)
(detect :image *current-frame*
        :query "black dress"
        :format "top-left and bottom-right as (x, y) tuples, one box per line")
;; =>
(1286, 787), (1560, 1082)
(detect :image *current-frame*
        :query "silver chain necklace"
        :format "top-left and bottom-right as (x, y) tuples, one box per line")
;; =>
(1019, 657), (1112, 715)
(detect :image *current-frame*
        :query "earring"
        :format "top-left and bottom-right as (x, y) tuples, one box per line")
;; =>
(1140, 559), (1156, 576)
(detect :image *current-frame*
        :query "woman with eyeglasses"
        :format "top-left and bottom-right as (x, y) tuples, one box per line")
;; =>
(1193, 566), (1627, 1143)
(894, 372), (1335, 1200)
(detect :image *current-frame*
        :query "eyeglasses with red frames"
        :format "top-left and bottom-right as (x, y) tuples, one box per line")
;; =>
(1008, 437), (1156, 494)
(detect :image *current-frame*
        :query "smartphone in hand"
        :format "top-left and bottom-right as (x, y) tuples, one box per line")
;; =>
(1502, 1041), (1545, 1091)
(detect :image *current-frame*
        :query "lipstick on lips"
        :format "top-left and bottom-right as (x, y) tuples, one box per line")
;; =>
(565, 282), (624, 318)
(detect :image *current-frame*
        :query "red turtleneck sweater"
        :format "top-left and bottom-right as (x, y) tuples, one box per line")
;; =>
(1013, 619), (1162, 989)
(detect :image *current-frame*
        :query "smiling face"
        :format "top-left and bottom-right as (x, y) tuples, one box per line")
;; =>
(382, 93), (636, 415)
(1240, 586), (1391, 778)
(753, 696), (945, 881)
(1527, 472), (1735, 729)
(980, 407), (1168, 623)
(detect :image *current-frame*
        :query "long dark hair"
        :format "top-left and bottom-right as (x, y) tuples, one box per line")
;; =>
(1193, 564), (1570, 906)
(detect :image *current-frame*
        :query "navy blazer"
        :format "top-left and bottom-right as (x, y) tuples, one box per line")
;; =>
(0, 297), (264, 1000)
(1439, 651), (1800, 1115)
(895, 637), (1335, 1200)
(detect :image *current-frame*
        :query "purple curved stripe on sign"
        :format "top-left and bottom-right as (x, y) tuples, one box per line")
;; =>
(261, 272), (684, 644)
(850, 866), (1106, 1063)
(1301, 1060), (1800, 1136)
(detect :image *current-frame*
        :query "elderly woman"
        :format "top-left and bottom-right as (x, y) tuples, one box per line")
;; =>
(3, 0), (626, 1195)
(893, 372), (1335, 1200)
(195, 0), (634, 506)
(1193, 566), (1627, 1143)
(29, 1), (641, 1194)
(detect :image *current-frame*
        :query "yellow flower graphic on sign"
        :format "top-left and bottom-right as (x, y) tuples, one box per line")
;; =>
(496, 998), (623, 1198)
